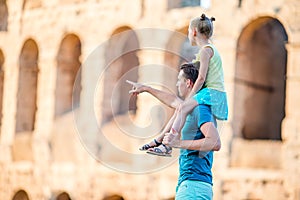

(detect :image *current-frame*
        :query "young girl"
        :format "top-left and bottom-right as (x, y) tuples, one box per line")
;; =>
(140, 14), (228, 156)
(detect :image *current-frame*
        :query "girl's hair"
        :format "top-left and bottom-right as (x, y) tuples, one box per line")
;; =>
(190, 13), (215, 38)
(179, 61), (200, 84)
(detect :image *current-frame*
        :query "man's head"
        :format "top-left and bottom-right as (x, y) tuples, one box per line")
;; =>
(176, 62), (199, 98)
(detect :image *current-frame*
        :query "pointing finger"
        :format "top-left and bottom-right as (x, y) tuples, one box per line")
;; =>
(129, 89), (135, 94)
(126, 80), (136, 86)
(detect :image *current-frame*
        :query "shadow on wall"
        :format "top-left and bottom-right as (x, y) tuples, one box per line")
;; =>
(233, 16), (287, 140)
(12, 190), (29, 200)
(56, 192), (71, 200)
(102, 194), (125, 200)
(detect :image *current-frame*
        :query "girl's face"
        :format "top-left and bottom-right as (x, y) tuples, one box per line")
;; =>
(188, 24), (196, 46)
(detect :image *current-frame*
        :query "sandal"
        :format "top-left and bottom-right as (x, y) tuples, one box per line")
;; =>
(139, 139), (162, 151)
(146, 144), (172, 157)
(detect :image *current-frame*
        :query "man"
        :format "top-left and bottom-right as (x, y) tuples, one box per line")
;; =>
(127, 62), (220, 199)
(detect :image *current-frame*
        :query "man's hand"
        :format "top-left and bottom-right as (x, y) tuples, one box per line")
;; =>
(163, 128), (181, 148)
(126, 80), (147, 95)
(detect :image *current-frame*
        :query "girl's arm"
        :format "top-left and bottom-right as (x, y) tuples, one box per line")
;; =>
(169, 47), (214, 133)
(187, 47), (213, 98)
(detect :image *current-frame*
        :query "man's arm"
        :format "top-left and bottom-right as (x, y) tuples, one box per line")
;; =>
(163, 122), (221, 151)
(146, 86), (183, 108)
(126, 80), (183, 108)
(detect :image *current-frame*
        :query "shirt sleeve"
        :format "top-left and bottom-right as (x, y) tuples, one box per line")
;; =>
(197, 104), (216, 128)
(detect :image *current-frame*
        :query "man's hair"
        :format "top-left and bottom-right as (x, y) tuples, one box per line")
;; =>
(179, 61), (199, 84)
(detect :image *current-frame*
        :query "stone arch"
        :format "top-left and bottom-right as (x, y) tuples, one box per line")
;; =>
(0, 0), (8, 31)
(233, 16), (288, 140)
(16, 38), (39, 132)
(56, 192), (72, 200)
(55, 33), (81, 117)
(0, 49), (4, 129)
(102, 194), (125, 200)
(163, 26), (199, 118)
(102, 26), (140, 124)
(12, 190), (30, 200)
(164, 26), (199, 94)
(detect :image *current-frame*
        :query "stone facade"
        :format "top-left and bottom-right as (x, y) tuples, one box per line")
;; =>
(0, 0), (299, 199)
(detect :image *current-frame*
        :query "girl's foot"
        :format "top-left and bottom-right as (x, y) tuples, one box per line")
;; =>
(146, 144), (172, 157)
(139, 139), (162, 151)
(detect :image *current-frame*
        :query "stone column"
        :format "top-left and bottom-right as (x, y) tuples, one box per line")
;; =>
(0, 56), (19, 163)
(282, 40), (300, 199)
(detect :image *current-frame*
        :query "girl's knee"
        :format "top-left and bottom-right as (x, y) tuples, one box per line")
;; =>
(182, 101), (197, 115)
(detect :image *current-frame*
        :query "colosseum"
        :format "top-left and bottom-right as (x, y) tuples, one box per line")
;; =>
(0, 0), (299, 199)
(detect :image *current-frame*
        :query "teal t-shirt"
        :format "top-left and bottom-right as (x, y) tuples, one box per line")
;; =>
(177, 104), (216, 187)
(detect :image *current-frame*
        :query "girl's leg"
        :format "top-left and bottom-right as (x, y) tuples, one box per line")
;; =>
(146, 100), (198, 156)
(139, 109), (178, 151)
(171, 98), (199, 133)
(158, 107), (179, 138)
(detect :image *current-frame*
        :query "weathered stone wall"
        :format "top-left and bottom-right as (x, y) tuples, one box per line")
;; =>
(0, 0), (299, 199)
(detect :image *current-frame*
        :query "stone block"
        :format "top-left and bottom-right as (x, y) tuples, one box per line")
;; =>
(11, 132), (34, 162)
(282, 144), (300, 187)
(282, 117), (300, 144)
(230, 138), (282, 169)
(285, 80), (300, 116)
(0, 145), (12, 163)
(219, 169), (287, 200)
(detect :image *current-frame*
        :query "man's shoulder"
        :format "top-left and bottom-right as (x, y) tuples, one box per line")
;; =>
(190, 104), (211, 115)
(188, 104), (213, 126)
(188, 105), (201, 117)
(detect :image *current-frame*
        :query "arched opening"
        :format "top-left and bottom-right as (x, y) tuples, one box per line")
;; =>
(12, 190), (30, 200)
(56, 192), (71, 200)
(0, 49), (4, 130)
(233, 17), (288, 140)
(16, 39), (39, 132)
(163, 26), (199, 118)
(0, 0), (8, 31)
(102, 26), (140, 124)
(164, 26), (199, 93)
(102, 194), (125, 200)
(55, 33), (81, 117)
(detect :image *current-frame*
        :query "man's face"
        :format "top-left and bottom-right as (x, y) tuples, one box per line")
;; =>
(176, 70), (190, 99)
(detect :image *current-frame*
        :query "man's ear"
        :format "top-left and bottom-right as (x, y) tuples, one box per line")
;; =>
(186, 79), (193, 88)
